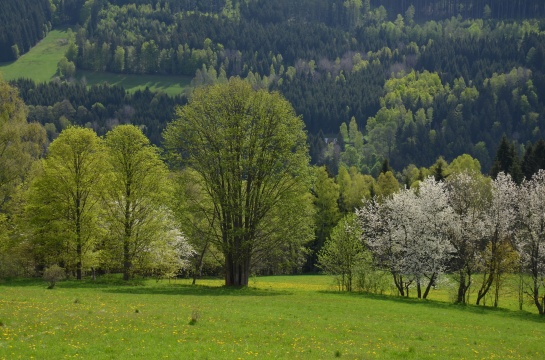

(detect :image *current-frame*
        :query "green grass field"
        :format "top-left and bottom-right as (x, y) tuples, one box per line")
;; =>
(0, 29), (70, 83)
(1, 275), (544, 359)
(77, 70), (191, 96)
(0, 29), (191, 96)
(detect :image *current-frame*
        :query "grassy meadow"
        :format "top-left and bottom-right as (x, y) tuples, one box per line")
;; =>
(0, 28), (191, 96)
(0, 29), (71, 83)
(1, 275), (544, 359)
(77, 70), (191, 96)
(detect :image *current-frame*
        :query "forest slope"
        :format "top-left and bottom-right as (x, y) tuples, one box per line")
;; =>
(4, 0), (545, 173)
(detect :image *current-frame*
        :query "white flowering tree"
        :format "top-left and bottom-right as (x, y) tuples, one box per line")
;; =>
(446, 171), (490, 304)
(515, 170), (545, 315)
(410, 177), (453, 298)
(146, 228), (196, 281)
(359, 194), (412, 296)
(476, 172), (518, 306)
(359, 177), (452, 298)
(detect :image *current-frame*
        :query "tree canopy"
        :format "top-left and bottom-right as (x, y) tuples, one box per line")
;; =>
(164, 78), (313, 286)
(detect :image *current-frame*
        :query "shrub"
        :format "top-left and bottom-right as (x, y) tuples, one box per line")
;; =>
(43, 265), (66, 289)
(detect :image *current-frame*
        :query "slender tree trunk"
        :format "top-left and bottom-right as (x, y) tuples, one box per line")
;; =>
(192, 242), (209, 285)
(393, 273), (405, 296)
(76, 205), (82, 280)
(476, 272), (494, 305)
(457, 270), (466, 303)
(76, 241), (82, 280)
(423, 273), (436, 299)
(123, 185), (132, 281)
(518, 264), (524, 311)
(456, 268), (472, 304)
(417, 278), (422, 299)
(123, 237), (131, 281)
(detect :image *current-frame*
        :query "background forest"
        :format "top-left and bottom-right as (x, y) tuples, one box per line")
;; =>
(2, 0), (545, 299)
(2, 0), (545, 175)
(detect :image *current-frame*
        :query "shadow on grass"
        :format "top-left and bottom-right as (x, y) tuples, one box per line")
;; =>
(1, 276), (293, 297)
(318, 290), (545, 323)
(0, 277), (43, 287)
(102, 284), (293, 297)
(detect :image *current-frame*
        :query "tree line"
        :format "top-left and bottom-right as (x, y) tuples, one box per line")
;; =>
(10, 78), (186, 145)
(0, 78), (194, 280)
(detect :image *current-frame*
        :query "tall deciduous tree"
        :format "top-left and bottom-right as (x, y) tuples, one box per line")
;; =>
(309, 166), (341, 270)
(446, 171), (490, 304)
(27, 127), (110, 279)
(164, 78), (311, 286)
(0, 79), (46, 209)
(516, 170), (545, 315)
(103, 125), (172, 280)
(475, 172), (518, 305)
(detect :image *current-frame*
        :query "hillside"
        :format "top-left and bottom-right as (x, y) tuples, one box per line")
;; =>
(4, 0), (545, 174)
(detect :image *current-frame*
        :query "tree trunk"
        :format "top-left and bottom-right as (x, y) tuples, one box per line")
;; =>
(476, 272), (494, 305)
(456, 268), (471, 304)
(225, 251), (250, 286)
(192, 242), (209, 285)
(76, 203), (82, 280)
(422, 273), (436, 299)
(76, 242), (82, 280)
(393, 273), (405, 296)
(123, 238), (131, 281)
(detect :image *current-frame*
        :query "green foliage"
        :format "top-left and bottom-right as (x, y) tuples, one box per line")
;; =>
(26, 126), (110, 279)
(102, 124), (174, 280)
(165, 78), (312, 286)
(0, 0), (51, 62)
(0, 79), (47, 209)
(43, 264), (65, 289)
(375, 171), (399, 199)
(318, 214), (367, 292)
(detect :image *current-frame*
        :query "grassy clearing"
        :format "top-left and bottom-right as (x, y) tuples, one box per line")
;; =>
(0, 29), (70, 83)
(0, 29), (191, 96)
(77, 70), (191, 96)
(1, 275), (543, 359)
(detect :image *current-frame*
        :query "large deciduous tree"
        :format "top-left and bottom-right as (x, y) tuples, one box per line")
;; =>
(27, 127), (110, 279)
(164, 78), (311, 286)
(103, 124), (173, 280)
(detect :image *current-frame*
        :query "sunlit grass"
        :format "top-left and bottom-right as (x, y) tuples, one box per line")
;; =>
(76, 70), (191, 96)
(0, 275), (543, 359)
(0, 29), (192, 96)
(0, 29), (70, 83)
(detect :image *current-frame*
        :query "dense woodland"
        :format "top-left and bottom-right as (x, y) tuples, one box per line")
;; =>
(0, 0), (52, 62)
(4, 0), (545, 174)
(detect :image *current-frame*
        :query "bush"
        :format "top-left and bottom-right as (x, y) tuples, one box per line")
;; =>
(43, 265), (66, 289)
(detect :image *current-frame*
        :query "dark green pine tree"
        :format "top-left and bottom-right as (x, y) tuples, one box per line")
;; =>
(522, 139), (545, 180)
(522, 142), (537, 180)
(491, 136), (513, 178)
(490, 135), (523, 184)
(380, 159), (393, 175)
